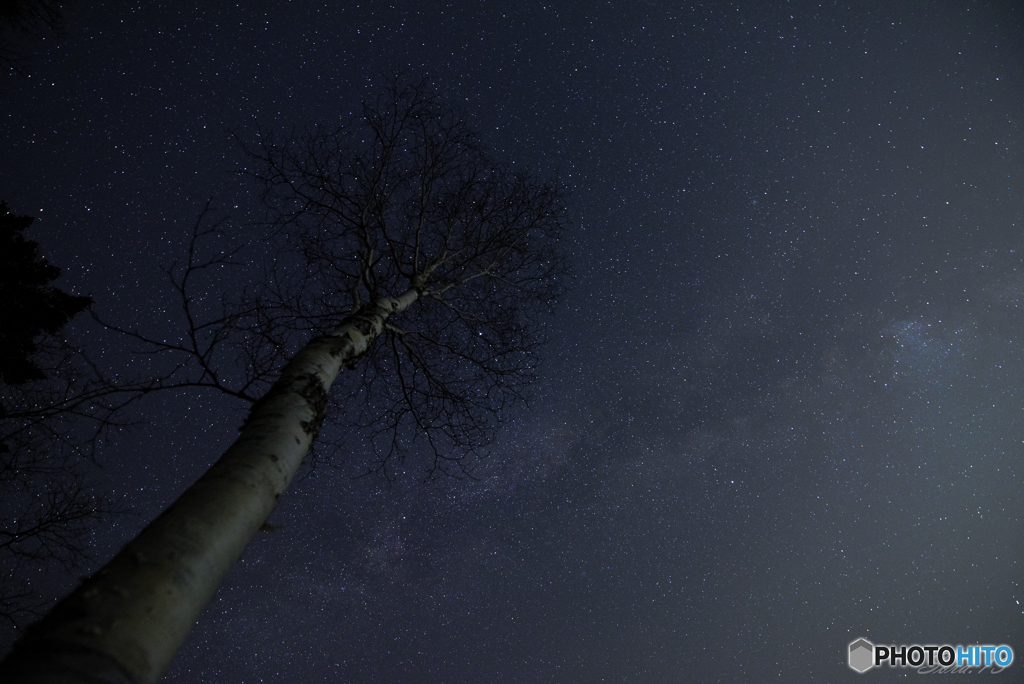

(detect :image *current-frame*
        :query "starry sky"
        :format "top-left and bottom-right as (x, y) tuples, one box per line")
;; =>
(3, 1), (1024, 681)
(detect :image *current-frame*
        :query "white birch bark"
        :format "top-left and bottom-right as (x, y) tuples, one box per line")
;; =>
(1, 287), (420, 684)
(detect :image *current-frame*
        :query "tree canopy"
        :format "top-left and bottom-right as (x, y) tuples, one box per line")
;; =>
(0, 202), (91, 386)
(0, 202), (122, 633)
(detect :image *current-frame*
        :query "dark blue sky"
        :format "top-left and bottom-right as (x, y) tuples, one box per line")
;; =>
(3, 1), (1024, 681)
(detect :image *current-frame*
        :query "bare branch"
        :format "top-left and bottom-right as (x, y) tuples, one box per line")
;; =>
(241, 76), (570, 479)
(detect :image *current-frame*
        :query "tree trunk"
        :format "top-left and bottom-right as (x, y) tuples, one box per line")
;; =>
(0, 288), (420, 684)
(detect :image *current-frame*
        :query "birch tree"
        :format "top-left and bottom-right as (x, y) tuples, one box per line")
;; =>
(0, 80), (568, 683)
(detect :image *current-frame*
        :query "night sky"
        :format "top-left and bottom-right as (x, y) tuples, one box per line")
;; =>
(3, 1), (1024, 681)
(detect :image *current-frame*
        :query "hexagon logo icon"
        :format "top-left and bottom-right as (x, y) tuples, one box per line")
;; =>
(849, 638), (874, 673)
